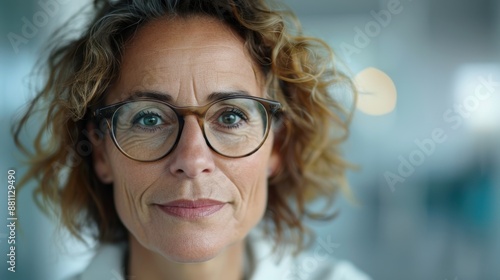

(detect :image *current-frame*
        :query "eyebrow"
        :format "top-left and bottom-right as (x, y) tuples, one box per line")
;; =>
(126, 90), (251, 104)
(206, 90), (250, 102)
(127, 91), (173, 102)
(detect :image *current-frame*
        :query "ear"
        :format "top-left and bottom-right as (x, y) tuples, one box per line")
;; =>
(88, 123), (114, 184)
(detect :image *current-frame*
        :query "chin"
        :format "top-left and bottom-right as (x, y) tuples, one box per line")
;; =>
(148, 231), (236, 263)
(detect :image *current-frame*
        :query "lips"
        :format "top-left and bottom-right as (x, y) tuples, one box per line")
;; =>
(157, 199), (226, 219)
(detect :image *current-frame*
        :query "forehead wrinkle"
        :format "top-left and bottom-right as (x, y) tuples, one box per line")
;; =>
(191, 72), (201, 105)
(133, 46), (252, 69)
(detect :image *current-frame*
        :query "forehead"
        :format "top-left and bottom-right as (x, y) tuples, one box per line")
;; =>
(107, 15), (263, 105)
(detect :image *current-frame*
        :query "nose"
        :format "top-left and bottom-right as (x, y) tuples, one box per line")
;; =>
(168, 116), (215, 178)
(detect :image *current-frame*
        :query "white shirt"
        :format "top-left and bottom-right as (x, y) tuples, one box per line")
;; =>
(68, 234), (371, 280)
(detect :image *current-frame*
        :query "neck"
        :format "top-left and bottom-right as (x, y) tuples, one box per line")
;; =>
(128, 236), (245, 280)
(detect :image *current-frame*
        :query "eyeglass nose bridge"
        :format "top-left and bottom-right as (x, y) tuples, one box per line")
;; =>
(172, 105), (211, 130)
(167, 103), (223, 158)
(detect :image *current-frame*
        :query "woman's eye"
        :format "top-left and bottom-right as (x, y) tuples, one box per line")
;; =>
(140, 115), (161, 126)
(216, 108), (249, 128)
(133, 111), (165, 127)
(218, 112), (241, 125)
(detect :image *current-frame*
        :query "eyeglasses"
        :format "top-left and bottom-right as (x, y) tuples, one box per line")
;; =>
(93, 95), (282, 161)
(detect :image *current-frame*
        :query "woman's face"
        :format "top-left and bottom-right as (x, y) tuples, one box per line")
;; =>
(93, 16), (280, 262)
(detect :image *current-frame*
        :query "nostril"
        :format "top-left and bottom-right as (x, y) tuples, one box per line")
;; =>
(175, 168), (184, 174)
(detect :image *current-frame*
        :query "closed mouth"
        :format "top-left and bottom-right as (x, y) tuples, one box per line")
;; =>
(157, 199), (226, 219)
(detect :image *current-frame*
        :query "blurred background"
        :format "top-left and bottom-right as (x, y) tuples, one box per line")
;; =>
(1, 0), (499, 279)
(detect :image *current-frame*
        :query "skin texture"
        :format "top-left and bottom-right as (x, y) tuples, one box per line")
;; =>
(92, 15), (280, 279)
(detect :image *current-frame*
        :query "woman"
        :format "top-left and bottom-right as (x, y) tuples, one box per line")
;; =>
(14, 0), (369, 279)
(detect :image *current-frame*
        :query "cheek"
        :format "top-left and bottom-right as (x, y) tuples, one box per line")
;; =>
(106, 138), (164, 190)
(244, 169), (268, 223)
(106, 146), (158, 236)
(228, 142), (273, 230)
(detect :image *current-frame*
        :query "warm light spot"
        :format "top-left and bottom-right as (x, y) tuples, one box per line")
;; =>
(354, 67), (397, 116)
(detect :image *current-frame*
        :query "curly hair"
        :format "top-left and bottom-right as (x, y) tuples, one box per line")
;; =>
(13, 0), (355, 253)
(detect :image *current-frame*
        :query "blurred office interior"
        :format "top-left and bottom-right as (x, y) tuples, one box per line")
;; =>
(1, 0), (499, 279)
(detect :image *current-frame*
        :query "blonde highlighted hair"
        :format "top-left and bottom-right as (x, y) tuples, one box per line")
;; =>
(14, 0), (356, 253)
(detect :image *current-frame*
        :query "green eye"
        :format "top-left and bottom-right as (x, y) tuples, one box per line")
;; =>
(214, 108), (248, 129)
(141, 115), (160, 126)
(132, 111), (165, 128)
(218, 112), (241, 125)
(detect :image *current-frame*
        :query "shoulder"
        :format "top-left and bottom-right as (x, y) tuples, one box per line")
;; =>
(64, 243), (126, 280)
(248, 232), (371, 280)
